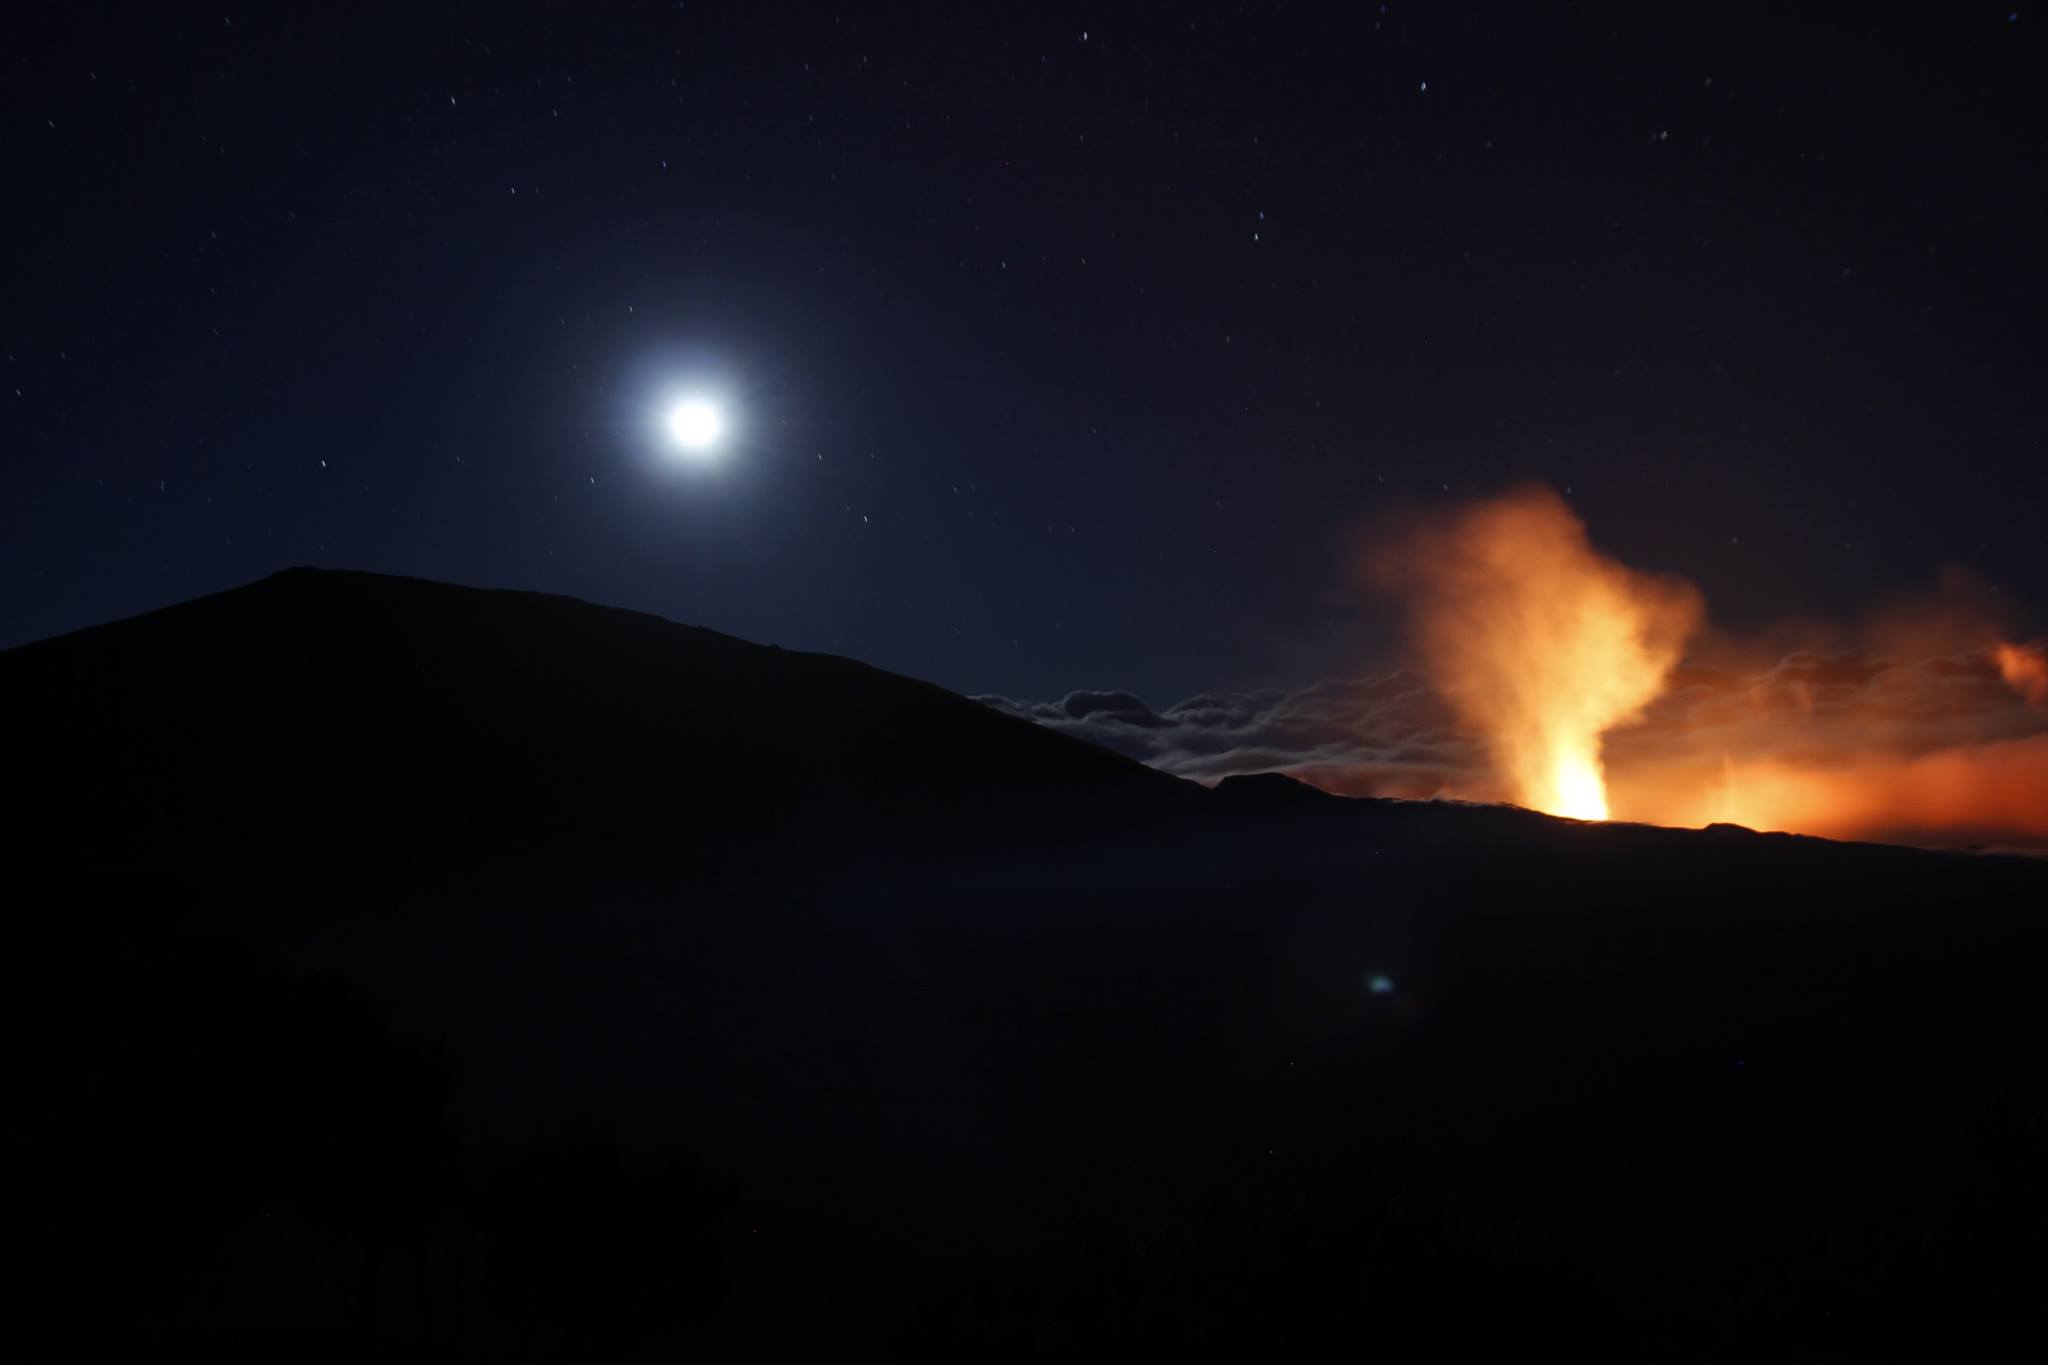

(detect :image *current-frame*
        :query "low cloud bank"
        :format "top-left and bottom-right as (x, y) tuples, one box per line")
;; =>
(978, 674), (1488, 800)
(981, 639), (2048, 850)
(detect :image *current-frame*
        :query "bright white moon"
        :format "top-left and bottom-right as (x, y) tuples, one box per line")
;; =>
(666, 398), (725, 454)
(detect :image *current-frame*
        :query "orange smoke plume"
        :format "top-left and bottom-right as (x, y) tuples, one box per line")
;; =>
(1371, 486), (1702, 820)
(1329, 488), (2048, 848)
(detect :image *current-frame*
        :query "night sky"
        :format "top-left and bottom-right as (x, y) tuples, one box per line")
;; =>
(6, 3), (2042, 706)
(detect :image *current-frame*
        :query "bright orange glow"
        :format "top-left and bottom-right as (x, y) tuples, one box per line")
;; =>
(1371, 486), (1701, 821)
(1608, 736), (2048, 850)
(1995, 641), (2048, 707)
(1596, 635), (2048, 848)
(1342, 491), (2048, 850)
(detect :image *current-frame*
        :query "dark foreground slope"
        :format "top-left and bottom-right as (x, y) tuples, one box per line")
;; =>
(9, 571), (2048, 1361)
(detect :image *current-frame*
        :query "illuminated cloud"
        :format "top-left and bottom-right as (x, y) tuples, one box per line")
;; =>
(986, 640), (2048, 851)
(988, 491), (2047, 853)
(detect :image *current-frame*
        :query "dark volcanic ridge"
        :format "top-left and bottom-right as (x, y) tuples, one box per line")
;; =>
(14, 569), (2048, 1358)
(4, 566), (2003, 893)
(4, 567), (1199, 897)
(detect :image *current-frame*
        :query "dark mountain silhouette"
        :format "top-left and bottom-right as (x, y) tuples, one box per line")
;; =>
(3, 568), (1190, 902)
(11, 569), (2048, 1360)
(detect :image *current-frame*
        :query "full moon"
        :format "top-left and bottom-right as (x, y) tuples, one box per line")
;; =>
(665, 398), (725, 455)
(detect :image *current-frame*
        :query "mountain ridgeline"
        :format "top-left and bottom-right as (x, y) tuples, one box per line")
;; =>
(10, 569), (2047, 1360)
(4, 568), (1190, 899)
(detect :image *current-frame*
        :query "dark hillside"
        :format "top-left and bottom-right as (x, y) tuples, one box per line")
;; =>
(2, 568), (1189, 901)
(8, 572), (2047, 1360)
